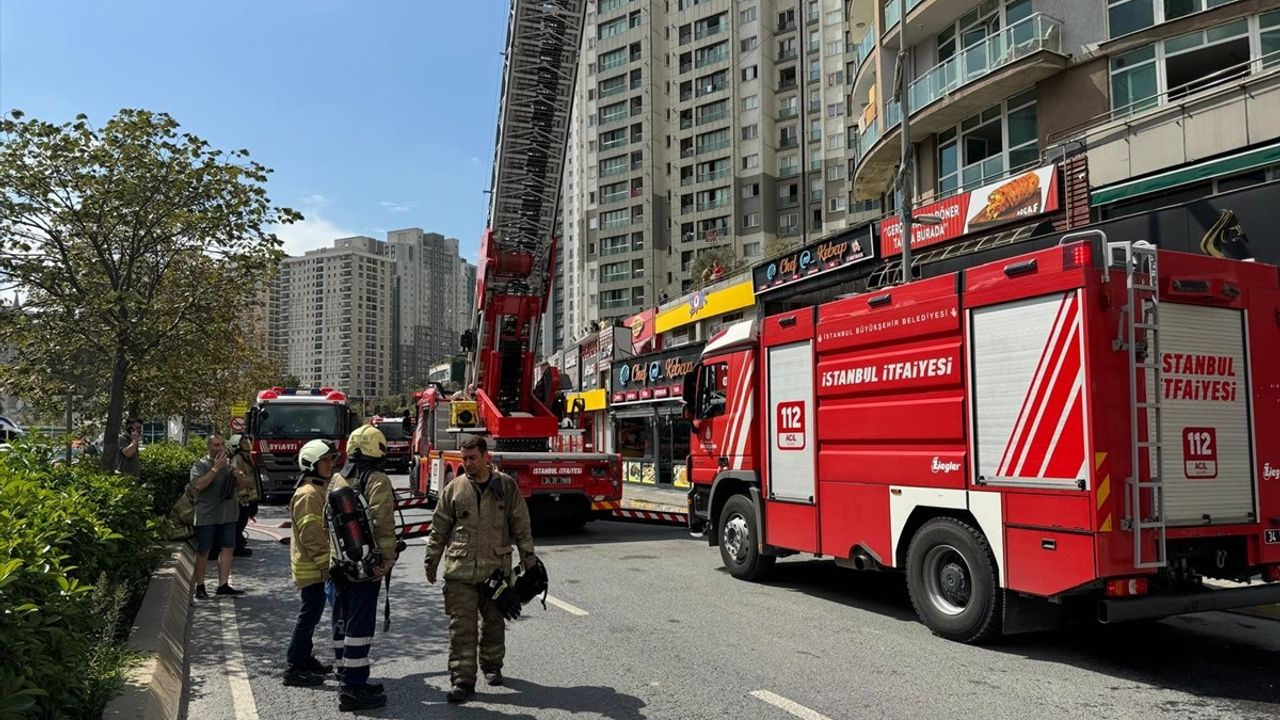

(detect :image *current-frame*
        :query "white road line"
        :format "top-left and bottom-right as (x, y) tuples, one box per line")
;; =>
(219, 600), (261, 720)
(750, 690), (834, 720)
(544, 594), (589, 616)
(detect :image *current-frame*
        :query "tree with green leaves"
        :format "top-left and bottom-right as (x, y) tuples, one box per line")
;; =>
(688, 245), (742, 288)
(0, 109), (299, 469)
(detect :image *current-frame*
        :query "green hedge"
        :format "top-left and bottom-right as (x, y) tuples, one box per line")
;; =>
(139, 441), (201, 519)
(0, 441), (166, 720)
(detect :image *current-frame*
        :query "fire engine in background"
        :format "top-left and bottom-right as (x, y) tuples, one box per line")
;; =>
(683, 231), (1280, 642)
(247, 386), (359, 501)
(404, 0), (621, 528)
(369, 415), (412, 474)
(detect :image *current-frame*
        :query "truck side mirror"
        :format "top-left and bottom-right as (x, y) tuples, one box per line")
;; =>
(402, 414), (414, 433)
(460, 329), (476, 352)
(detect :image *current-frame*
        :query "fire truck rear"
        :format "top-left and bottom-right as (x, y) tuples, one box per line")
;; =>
(683, 232), (1280, 642)
(247, 386), (358, 501)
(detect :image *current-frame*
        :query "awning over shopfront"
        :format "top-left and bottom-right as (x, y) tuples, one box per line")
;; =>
(564, 388), (608, 413)
(655, 279), (753, 334)
(1091, 141), (1280, 207)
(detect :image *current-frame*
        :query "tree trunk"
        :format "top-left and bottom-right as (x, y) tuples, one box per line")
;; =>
(100, 346), (129, 472)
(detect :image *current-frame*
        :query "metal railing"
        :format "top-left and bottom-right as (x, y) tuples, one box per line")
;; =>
(854, 30), (876, 72)
(777, 49), (798, 62)
(907, 14), (1062, 115)
(696, 49), (729, 68)
(695, 24), (725, 40)
(696, 198), (731, 212)
(696, 139), (730, 153)
(600, 163), (629, 177)
(696, 168), (730, 183)
(778, 106), (799, 119)
(696, 108), (729, 125)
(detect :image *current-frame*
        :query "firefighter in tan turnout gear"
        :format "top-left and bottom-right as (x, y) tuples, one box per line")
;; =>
(283, 439), (337, 687)
(425, 435), (537, 704)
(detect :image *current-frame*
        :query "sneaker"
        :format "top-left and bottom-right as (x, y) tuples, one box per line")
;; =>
(484, 670), (504, 686)
(446, 684), (475, 704)
(216, 584), (246, 596)
(194, 584), (208, 600)
(305, 656), (333, 674)
(283, 669), (325, 687)
(339, 685), (387, 712)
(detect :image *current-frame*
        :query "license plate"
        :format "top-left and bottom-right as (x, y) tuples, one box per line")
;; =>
(542, 477), (572, 485)
(1266, 529), (1280, 545)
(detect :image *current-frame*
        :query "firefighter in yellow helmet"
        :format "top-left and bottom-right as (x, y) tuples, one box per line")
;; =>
(284, 439), (337, 687)
(326, 424), (398, 712)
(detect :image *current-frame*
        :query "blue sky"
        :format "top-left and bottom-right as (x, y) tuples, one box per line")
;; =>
(0, 0), (509, 261)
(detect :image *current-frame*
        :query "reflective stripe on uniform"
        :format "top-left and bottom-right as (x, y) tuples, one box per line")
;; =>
(295, 513), (322, 529)
(344, 636), (372, 647)
(341, 657), (370, 667)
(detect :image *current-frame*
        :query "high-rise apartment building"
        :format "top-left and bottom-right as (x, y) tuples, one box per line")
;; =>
(387, 228), (472, 392)
(270, 236), (394, 400)
(553, 0), (863, 332)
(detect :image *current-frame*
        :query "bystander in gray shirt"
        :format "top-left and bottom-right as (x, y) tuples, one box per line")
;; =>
(116, 433), (141, 478)
(190, 457), (239, 526)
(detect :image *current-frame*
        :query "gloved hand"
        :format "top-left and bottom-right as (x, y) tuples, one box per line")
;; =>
(520, 552), (539, 571)
(485, 569), (522, 621)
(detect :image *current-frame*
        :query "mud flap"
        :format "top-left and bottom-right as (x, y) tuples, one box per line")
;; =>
(1002, 591), (1070, 636)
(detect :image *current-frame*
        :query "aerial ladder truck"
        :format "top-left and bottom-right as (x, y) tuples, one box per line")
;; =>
(410, 0), (621, 528)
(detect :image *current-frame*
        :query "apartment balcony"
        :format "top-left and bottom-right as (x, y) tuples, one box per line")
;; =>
(778, 196), (800, 209)
(600, 191), (629, 205)
(696, 168), (731, 184)
(779, 78), (799, 91)
(779, 225), (801, 237)
(696, 139), (731, 154)
(778, 19), (797, 34)
(777, 49), (798, 63)
(696, 50), (729, 69)
(600, 112), (630, 127)
(777, 106), (799, 120)
(779, 137), (799, 149)
(696, 108), (729, 125)
(695, 25), (725, 41)
(853, 14), (1066, 200)
(1055, 61), (1280, 193)
(696, 198), (731, 212)
(779, 166), (801, 178)
(600, 164), (630, 178)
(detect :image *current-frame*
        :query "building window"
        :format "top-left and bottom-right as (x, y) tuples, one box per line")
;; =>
(742, 94), (759, 110)
(827, 163), (845, 181)
(743, 212), (761, 228)
(599, 17), (627, 40)
(825, 40), (844, 56)
(828, 196), (847, 213)
(741, 182), (760, 198)
(1109, 15), (1269, 118)
(826, 103), (844, 118)
(741, 36), (758, 52)
(936, 89), (1038, 195)
(742, 65), (758, 81)
(740, 6), (757, 24)
(742, 153), (760, 169)
(741, 123), (759, 140)
(826, 132), (845, 150)
(744, 242), (761, 257)
(937, 0), (1032, 65)
(599, 47), (628, 71)
(1108, 0), (1238, 40)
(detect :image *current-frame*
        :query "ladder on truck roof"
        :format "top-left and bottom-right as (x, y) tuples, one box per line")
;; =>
(472, 0), (586, 421)
(1113, 239), (1168, 569)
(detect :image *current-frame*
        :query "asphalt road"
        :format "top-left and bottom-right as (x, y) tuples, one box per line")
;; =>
(186, 475), (1280, 720)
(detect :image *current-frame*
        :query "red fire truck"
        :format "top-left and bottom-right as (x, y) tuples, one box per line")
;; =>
(683, 231), (1280, 642)
(405, 0), (622, 527)
(369, 416), (413, 474)
(247, 386), (358, 501)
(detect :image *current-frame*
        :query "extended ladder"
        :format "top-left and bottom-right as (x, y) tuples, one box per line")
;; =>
(1112, 240), (1167, 569)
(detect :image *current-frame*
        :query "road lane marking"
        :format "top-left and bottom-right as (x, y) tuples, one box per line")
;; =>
(544, 594), (589, 616)
(219, 600), (261, 720)
(750, 690), (834, 720)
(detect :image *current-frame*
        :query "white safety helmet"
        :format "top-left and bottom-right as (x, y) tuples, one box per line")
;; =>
(298, 439), (338, 473)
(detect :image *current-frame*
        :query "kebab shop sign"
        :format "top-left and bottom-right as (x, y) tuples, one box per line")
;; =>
(879, 164), (1061, 257)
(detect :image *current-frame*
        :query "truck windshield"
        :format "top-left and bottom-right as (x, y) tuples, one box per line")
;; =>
(257, 404), (343, 439)
(375, 422), (406, 441)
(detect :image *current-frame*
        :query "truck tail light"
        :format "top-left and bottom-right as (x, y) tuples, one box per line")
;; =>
(1265, 566), (1280, 582)
(1104, 578), (1149, 598)
(1063, 241), (1091, 270)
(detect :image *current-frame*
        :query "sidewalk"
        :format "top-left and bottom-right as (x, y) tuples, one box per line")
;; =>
(1204, 578), (1280, 621)
(621, 482), (687, 513)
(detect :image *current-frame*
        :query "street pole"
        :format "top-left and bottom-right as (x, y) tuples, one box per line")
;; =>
(895, 0), (913, 284)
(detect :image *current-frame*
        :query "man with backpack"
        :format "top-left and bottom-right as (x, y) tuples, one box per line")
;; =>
(326, 424), (398, 712)
(424, 435), (537, 704)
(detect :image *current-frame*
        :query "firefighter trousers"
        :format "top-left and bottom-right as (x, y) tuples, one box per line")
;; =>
(443, 580), (506, 687)
(327, 578), (381, 688)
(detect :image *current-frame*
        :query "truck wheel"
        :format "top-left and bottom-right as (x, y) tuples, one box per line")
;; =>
(906, 517), (1002, 644)
(718, 495), (774, 581)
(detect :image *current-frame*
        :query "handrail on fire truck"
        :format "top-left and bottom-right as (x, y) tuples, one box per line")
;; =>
(1112, 238), (1168, 569)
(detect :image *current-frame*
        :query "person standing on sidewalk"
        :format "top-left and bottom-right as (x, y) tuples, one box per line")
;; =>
(190, 434), (245, 599)
(228, 434), (261, 557)
(115, 418), (143, 477)
(283, 439), (338, 687)
(327, 424), (398, 712)
(424, 434), (537, 704)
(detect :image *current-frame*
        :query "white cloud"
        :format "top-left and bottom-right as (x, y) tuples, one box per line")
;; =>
(379, 200), (420, 214)
(270, 195), (358, 256)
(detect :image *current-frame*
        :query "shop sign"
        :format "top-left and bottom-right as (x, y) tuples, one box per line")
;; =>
(879, 163), (1060, 258)
(754, 229), (876, 294)
(610, 344), (702, 404)
(627, 308), (658, 353)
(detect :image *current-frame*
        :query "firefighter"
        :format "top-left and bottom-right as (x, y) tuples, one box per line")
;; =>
(327, 424), (397, 712)
(283, 439), (337, 687)
(424, 434), (537, 704)
(228, 434), (261, 557)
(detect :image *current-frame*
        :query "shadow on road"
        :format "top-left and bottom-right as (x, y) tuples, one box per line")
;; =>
(534, 520), (696, 548)
(724, 559), (919, 624)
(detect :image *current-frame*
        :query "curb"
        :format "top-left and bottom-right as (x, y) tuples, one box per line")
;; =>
(102, 542), (194, 720)
(1203, 578), (1280, 622)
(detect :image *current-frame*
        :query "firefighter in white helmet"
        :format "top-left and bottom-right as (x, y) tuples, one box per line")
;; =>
(283, 439), (337, 687)
(326, 424), (398, 712)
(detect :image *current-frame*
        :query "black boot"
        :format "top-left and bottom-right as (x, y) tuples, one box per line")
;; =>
(283, 668), (325, 687)
(446, 684), (475, 703)
(339, 685), (387, 712)
(305, 656), (333, 674)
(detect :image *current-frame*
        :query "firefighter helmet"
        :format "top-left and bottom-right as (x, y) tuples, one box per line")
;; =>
(347, 424), (387, 460)
(298, 439), (338, 473)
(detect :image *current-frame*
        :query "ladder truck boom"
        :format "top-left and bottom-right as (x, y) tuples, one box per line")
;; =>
(468, 0), (586, 444)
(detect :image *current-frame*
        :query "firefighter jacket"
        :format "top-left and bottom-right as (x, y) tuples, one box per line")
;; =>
(329, 467), (398, 582)
(288, 475), (329, 589)
(233, 453), (261, 504)
(424, 468), (536, 584)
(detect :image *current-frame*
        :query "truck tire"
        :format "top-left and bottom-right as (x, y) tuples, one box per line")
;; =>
(906, 517), (1003, 643)
(718, 495), (775, 581)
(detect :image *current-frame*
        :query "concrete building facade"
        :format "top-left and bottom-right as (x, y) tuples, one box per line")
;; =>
(387, 228), (473, 392)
